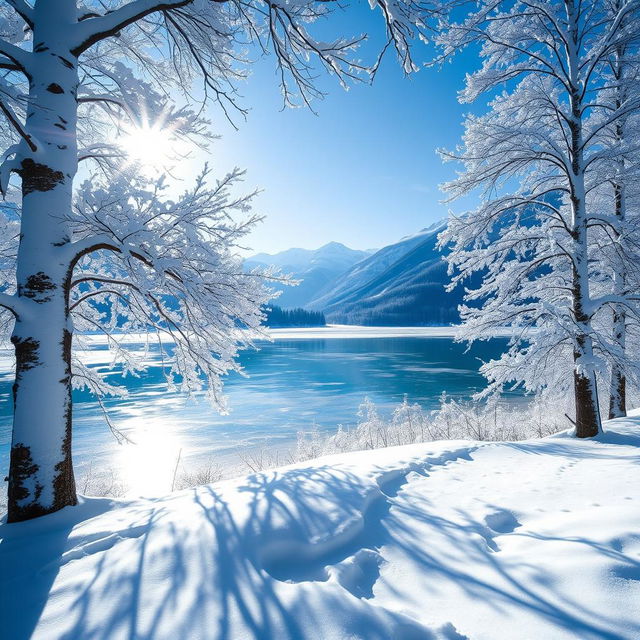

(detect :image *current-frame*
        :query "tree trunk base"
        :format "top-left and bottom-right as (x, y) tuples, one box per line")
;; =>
(574, 372), (601, 438)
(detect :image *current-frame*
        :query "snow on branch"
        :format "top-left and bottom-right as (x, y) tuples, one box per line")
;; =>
(68, 0), (443, 119)
(64, 165), (275, 409)
(0, 38), (29, 74)
(2, 1), (33, 28)
(72, 0), (195, 56)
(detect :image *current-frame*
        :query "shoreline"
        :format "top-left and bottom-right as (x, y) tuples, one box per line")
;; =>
(268, 324), (510, 339)
(53, 325), (512, 346)
(74, 325), (478, 344)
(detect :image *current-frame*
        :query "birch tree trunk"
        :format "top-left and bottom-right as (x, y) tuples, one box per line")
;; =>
(608, 34), (628, 420)
(609, 176), (627, 419)
(567, 0), (601, 438)
(7, 0), (79, 522)
(609, 305), (626, 419)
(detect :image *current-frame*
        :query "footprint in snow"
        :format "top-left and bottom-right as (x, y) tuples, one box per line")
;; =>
(327, 548), (384, 599)
(484, 509), (521, 535)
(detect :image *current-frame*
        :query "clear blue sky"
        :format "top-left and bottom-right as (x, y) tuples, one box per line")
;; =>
(200, 3), (480, 255)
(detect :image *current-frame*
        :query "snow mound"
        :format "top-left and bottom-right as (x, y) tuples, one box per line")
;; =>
(2, 421), (640, 640)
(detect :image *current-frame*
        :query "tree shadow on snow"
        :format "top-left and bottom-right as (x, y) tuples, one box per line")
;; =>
(3, 455), (637, 640)
(27, 467), (439, 640)
(0, 497), (118, 640)
(382, 494), (640, 640)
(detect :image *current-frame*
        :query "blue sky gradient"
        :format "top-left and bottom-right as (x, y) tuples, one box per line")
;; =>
(204, 3), (480, 254)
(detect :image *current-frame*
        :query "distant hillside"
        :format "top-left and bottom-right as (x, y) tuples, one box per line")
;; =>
(306, 222), (466, 326)
(245, 242), (371, 309)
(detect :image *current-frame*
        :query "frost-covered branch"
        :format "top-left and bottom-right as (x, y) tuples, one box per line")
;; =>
(72, 0), (194, 55)
(64, 166), (275, 406)
(0, 96), (34, 151)
(0, 39), (29, 72)
(437, 0), (640, 437)
(2, 0), (33, 28)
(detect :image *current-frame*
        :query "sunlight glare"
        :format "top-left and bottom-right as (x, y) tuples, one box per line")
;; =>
(119, 123), (177, 171)
(117, 422), (185, 496)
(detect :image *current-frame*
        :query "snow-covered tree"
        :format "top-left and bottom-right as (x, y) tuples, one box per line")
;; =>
(437, 0), (640, 438)
(593, 0), (640, 419)
(0, 0), (440, 522)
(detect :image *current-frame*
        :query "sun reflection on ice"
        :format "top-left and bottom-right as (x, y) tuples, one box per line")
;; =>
(117, 420), (185, 497)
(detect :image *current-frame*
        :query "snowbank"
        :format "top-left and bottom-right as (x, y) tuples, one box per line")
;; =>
(1, 419), (639, 639)
(268, 325), (513, 340)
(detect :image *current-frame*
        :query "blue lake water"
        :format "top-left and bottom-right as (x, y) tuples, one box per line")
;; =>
(0, 330), (510, 495)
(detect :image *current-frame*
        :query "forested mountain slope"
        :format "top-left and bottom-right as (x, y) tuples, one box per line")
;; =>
(307, 222), (464, 325)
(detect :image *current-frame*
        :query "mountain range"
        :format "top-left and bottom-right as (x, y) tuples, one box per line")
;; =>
(244, 242), (372, 309)
(246, 222), (466, 326)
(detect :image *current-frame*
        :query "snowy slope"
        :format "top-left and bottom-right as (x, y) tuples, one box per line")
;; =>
(245, 242), (371, 309)
(306, 222), (468, 325)
(2, 419), (640, 640)
(306, 225), (443, 311)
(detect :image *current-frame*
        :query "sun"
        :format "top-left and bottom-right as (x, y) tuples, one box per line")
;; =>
(119, 122), (179, 171)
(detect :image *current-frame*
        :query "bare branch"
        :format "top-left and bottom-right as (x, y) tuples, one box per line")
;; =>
(72, 0), (196, 56)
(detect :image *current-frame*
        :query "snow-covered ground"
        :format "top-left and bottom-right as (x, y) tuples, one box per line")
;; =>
(267, 325), (468, 339)
(2, 418), (639, 640)
(269, 325), (513, 340)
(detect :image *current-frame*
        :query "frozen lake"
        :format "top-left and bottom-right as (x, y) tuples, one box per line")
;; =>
(0, 326), (511, 496)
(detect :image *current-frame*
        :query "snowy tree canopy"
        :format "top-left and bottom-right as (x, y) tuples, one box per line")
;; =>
(437, 0), (640, 436)
(0, 0), (447, 522)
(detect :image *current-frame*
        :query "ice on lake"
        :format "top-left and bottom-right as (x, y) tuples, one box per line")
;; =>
(0, 327), (513, 497)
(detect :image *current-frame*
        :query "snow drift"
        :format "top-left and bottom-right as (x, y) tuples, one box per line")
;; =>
(1, 418), (639, 639)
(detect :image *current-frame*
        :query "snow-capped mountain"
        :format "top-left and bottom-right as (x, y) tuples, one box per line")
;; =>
(245, 242), (371, 309)
(306, 221), (467, 325)
(248, 222), (467, 325)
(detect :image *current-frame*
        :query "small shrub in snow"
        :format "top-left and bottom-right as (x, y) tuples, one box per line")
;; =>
(175, 460), (224, 490)
(78, 465), (128, 499)
(236, 446), (291, 473)
(294, 394), (570, 462)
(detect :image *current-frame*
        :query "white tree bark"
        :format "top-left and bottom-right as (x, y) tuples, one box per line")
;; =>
(8, 0), (79, 521)
(565, 0), (601, 438)
(608, 21), (629, 420)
